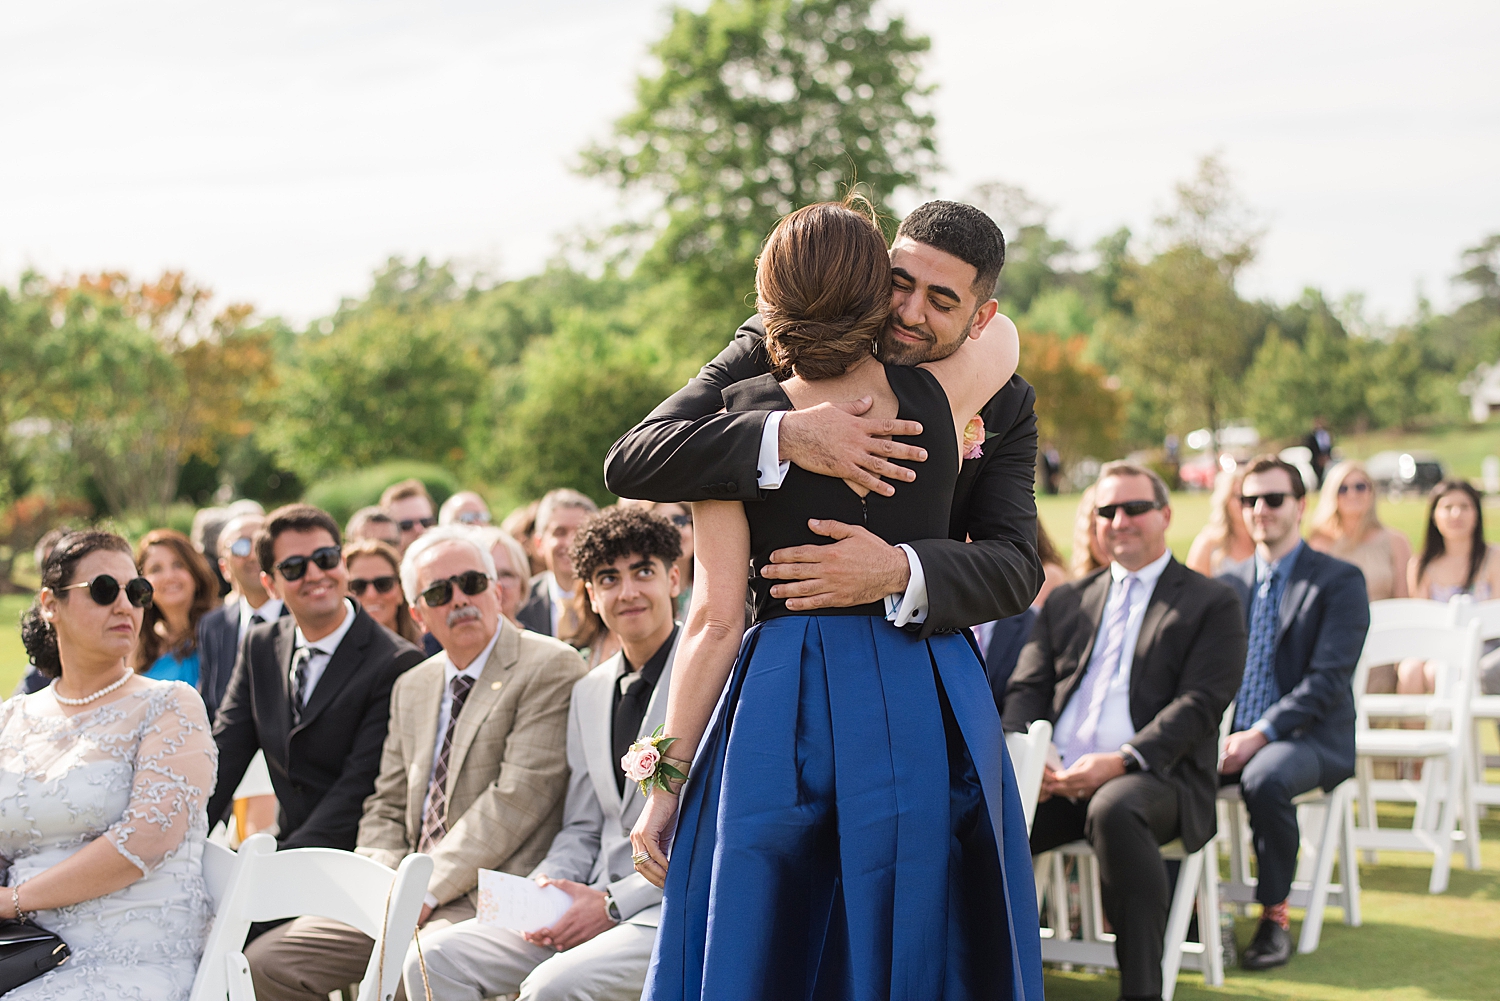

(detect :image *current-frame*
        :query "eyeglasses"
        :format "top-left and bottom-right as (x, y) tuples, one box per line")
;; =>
(275, 546), (343, 581)
(229, 537), (254, 558)
(1239, 493), (1289, 508)
(419, 570), (493, 607)
(349, 575), (399, 596)
(669, 514), (692, 528)
(1337, 481), (1370, 495)
(57, 574), (154, 609)
(1095, 500), (1162, 520)
(455, 511), (490, 525)
(398, 517), (437, 532)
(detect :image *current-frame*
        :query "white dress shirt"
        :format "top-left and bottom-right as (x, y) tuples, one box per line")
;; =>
(238, 596), (283, 638)
(1052, 549), (1172, 767)
(291, 599), (356, 706)
(757, 414), (929, 625)
(418, 623), (502, 909)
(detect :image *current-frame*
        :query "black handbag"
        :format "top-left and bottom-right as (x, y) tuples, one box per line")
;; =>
(0, 918), (70, 993)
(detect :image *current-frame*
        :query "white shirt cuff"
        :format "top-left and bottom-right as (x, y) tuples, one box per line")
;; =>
(756, 411), (792, 489)
(1121, 742), (1149, 771)
(883, 544), (929, 627)
(423, 891), (439, 911)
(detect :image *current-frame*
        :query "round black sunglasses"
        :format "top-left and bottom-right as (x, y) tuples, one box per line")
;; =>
(57, 574), (154, 609)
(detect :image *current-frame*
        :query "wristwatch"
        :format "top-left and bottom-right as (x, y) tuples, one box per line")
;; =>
(604, 891), (622, 923)
(1118, 749), (1142, 774)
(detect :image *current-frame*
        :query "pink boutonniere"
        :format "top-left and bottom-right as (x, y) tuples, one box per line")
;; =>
(620, 725), (687, 796)
(962, 415), (986, 460)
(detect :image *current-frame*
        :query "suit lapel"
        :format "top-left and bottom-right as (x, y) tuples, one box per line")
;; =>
(581, 654), (626, 824)
(264, 617), (297, 755)
(621, 634), (681, 827)
(407, 665), (444, 834)
(1276, 546), (1311, 644)
(1061, 571), (1112, 708)
(292, 607), (370, 734)
(445, 621), (520, 797)
(1131, 561), (1181, 701)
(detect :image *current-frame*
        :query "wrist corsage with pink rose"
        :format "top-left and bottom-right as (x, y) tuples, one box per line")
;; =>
(621, 725), (692, 797)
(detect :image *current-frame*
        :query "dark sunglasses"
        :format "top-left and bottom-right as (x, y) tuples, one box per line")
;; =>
(349, 575), (400, 596)
(454, 511), (490, 525)
(275, 546), (343, 581)
(398, 517), (437, 532)
(419, 570), (493, 607)
(1095, 500), (1162, 520)
(1337, 481), (1369, 495)
(669, 514), (693, 528)
(1239, 493), (1289, 508)
(57, 574), (154, 609)
(228, 537), (254, 558)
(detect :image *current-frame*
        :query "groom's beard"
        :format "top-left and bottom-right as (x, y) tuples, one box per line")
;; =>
(876, 310), (978, 366)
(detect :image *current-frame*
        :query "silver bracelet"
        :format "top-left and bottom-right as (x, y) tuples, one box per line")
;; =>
(12, 883), (30, 922)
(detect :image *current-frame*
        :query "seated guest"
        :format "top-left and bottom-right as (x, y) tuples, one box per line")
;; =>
(1217, 455), (1370, 970)
(382, 478), (438, 556)
(1005, 462), (1245, 1001)
(517, 489), (599, 639)
(134, 528), (219, 686)
(501, 500), (546, 578)
(208, 504), (426, 851)
(344, 538), (424, 645)
(976, 520), (1067, 709)
(440, 490), (492, 526)
(347, 505), (403, 549)
(472, 525), (532, 625)
(409, 506), (683, 1001)
(198, 512), (287, 721)
(190, 504), (233, 597)
(244, 527), (586, 1001)
(1187, 466), (1255, 576)
(3, 531), (217, 998)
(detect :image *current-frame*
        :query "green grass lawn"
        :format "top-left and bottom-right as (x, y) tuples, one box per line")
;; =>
(0, 594), (29, 695)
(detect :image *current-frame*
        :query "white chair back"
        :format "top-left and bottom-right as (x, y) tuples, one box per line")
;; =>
(1368, 598), (1458, 632)
(1354, 621), (1481, 732)
(201, 839), (238, 910)
(1005, 719), (1052, 835)
(189, 833), (433, 1001)
(1458, 598), (1500, 642)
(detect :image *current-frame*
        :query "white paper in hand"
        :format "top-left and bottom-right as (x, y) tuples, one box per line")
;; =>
(476, 870), (572, 933)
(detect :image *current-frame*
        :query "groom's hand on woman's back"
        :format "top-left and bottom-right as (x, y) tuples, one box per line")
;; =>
(763, 519), (911, 609)
(779, 397), (926, 497)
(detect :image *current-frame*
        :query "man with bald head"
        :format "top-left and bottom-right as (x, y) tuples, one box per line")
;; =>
(440, 490), (493, 526)
(244, 526), (587, 1001)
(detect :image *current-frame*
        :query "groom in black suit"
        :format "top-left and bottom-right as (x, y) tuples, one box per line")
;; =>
(1217, 455), (1369, 970)
(208, 504), (425, 851)
(1004, 462), (1246, 1001)
(606, 200), (1042, 632)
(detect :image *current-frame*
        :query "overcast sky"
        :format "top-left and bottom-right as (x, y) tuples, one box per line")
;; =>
(2, 1), (1495, 326)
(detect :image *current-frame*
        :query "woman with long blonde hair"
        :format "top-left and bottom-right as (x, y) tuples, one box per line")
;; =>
(1307, 461), (1410, 601)
(1187, 466), (1255, 576)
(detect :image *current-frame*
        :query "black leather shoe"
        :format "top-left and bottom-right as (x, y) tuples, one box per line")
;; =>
(1241, 918), (1292, 970)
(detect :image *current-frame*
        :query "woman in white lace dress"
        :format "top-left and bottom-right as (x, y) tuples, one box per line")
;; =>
(1, 530), (217, 1000)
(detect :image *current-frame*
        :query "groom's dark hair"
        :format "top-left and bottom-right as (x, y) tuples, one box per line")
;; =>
(896, 201), (1006, 299)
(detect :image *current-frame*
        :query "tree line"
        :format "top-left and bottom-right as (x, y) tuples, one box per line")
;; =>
(2, 0), (1498, 539)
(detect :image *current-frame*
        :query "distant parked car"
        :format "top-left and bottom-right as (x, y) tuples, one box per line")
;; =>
(1365, 450), (1446, 496)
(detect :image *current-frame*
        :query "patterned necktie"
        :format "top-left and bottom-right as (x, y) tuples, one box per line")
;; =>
(1062, 575), (1139, 764)
(289, 647), (313, 725)
(1234, 564), (1288, 732)
(419, 673), (478, 854)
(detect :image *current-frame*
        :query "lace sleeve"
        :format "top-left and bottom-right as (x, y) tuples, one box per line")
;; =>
(103, 682), (218, 875)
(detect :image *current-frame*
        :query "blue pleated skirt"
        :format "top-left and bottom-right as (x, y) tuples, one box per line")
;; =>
(644, 615), (1044, 1001)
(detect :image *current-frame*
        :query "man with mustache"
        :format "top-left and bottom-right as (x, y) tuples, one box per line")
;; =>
(243, 526), (587, 1001)
(605, 200), (1042, 636)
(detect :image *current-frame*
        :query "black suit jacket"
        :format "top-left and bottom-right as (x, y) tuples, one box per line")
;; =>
(516, 576), (553, 636)
(197, 602), (290, 723)
(1003, 558), (1247, 852)
(207, 603), (425, 850)
(603, 314), (1043, 636)
(1217, 545), (1369, 789)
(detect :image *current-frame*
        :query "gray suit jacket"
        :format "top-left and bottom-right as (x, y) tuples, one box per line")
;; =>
(529, 632), (680, 926)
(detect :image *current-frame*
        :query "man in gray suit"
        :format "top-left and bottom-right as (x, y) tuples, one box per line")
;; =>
(408, 507), (684, 1001)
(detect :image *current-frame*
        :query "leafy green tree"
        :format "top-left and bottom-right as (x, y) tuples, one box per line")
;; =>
(484, 313), (677, 503)
(581, 0), (937, 355)
(1244, 313), (1368, 438)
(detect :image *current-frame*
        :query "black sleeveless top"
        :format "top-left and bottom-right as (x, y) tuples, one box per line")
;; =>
(721, 363), (960, 622)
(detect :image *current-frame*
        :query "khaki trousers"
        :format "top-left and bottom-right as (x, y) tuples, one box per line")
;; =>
(245, 897), (476, 1001)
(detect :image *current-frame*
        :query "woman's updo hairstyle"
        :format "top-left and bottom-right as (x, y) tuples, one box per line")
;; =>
(20, 530), (134, 679)
(756, 197), (892, 381)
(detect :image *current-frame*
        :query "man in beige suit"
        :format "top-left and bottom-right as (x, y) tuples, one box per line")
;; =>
(246, 526), (586, 1001)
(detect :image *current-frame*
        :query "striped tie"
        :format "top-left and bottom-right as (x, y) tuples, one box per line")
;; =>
(419, 674), (477, 854)
(290, 647), (312, 725)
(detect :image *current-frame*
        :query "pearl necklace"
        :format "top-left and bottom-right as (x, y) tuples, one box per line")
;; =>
(51, 669), (133, 706)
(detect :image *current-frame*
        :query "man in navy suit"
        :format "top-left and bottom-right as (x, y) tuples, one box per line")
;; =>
(1217, 455), (1369, 970)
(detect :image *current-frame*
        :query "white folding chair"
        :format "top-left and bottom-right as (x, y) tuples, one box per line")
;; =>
(1459, 599), (1500, 808)
(1005, 719), (1052, 835)
(1367, 598), (1459, 631)
(189, 833), (434, 1001)
(1216, 780), (1361, 954)
(1352, 619), (1482, 893)
(1035, 838), (1223, 1001)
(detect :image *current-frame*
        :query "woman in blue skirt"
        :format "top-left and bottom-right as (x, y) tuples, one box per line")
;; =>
(628, 199), (1044, 1001)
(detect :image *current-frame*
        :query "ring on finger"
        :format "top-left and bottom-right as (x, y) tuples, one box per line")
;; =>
(631, 851), (652, 866)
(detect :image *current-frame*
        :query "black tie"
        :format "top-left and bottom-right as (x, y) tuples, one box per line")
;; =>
(290, 647), (315, 724)
(250, 613), (265, 626)
(613, 672), (655, 794)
